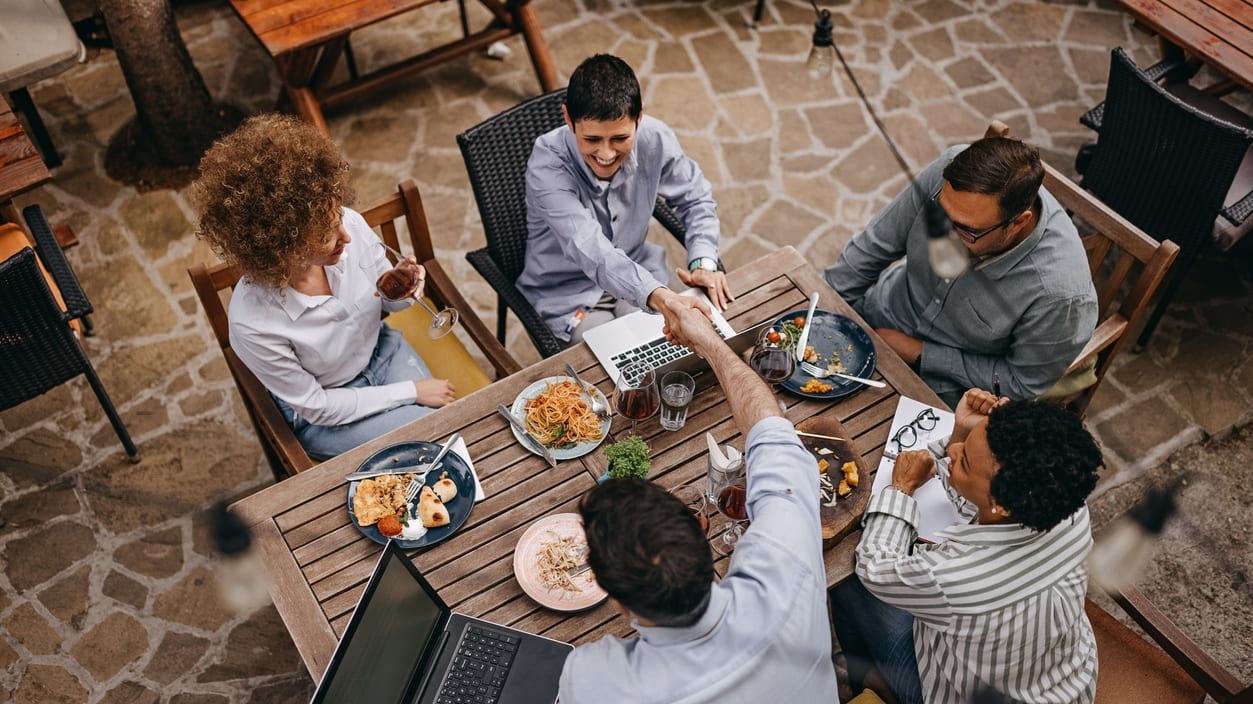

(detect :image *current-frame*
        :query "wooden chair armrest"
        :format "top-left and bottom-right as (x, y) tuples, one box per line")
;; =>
(1109, 584), (1250, 702)
(1066, 315), (1126, 375)
(422, 259), (521, 378)
(224, 348), (315, 475)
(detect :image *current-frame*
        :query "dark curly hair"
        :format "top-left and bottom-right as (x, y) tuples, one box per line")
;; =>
(579, 479), (714, 626)
(985, 401), (1102, 532)
(565, 54), (642, 124)
(191, 114), (353, 290)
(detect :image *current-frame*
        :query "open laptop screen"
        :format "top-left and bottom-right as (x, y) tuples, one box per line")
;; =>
(313, 549), (444, 704)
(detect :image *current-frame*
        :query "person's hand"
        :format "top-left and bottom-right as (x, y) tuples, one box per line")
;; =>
(875, 328), (923, 366)
(891, 450), (936, 495)
(398, 258), (426, 300)
(649, 286), (713, 342)
(676, 267), (733, 312)
(658, 294), (723, 354)
(953, 388), (1008, 442)
(414, 378), (455, 407)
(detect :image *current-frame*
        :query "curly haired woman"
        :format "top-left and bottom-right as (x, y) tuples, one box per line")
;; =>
(193, 114), (454, 460)
(833, 391), (1103, 704)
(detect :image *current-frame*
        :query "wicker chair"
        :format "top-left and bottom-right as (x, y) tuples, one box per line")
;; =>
(456, 88), (689, 358)
(0, 205), (138, 462)
(1077, 48), (1253, 351)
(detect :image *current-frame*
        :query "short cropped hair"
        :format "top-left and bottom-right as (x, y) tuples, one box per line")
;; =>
(942, 137), (1044, 220)
(565, 54), (642, 124)
(985, 401), (1102, 532)
(192, 114), (353, 290)
(579, 479), (714, 626)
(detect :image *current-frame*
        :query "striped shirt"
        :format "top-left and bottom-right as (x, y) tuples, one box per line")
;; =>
(856, 458), (1097, 704)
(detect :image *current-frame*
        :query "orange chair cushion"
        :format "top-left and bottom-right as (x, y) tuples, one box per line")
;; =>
(1086, 599), (1205, 704)
(386, 302), (491, 398)
(0, 223), (81, 334)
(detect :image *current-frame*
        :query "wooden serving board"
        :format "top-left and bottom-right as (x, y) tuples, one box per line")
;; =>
(797, 414), (871, 547)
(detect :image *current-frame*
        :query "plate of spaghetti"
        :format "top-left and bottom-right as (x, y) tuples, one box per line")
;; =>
(509, 376), (611, 461)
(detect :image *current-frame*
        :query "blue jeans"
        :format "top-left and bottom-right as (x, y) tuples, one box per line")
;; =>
(274, 324), (436, 461)
(831, 578), (924, 704)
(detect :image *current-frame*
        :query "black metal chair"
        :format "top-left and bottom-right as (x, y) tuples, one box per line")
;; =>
(0, 205), (138, 462)
(1077, 48), (1253, 350)
(456, 88), (689, 358)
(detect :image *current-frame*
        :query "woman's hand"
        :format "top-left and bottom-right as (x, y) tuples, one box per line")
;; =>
(891, 450), (936, 495)
(415, 378), (455, 408)
(398, 258), (426, 300)
(954, 388), (1008, 442)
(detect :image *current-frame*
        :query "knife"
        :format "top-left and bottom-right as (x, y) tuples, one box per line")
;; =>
(827, 371), (887, 388)
(344, 463), (435, 482)
(794, 291), (820, 362)
(497, 404), (558, 468)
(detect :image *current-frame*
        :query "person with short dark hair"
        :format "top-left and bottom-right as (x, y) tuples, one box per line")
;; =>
(833, 389), (1102, 704)
(519, 54), (731, 346)
(824, 138), (1098, 406)
(558, 297), (839, 702)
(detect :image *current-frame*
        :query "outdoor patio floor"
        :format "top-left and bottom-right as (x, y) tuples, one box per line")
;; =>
(1, 0), (1250, 701)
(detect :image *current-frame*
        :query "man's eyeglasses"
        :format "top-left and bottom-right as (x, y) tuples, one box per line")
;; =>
(929, 186), (1015, 243)
(891, 408), (940, 450)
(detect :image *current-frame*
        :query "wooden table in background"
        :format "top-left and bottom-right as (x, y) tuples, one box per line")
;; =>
(1118, 0), (1253, 91)
(229, 0), (559, 133)
(232, 247), (945, 680)
(0, 100), (51, 227)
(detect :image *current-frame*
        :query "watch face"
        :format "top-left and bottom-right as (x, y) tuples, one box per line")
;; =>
(691, 257), (717, 272)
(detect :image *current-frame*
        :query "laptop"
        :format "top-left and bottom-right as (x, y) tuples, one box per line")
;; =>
(583, 289), (737, 384)
(311, 541), (572, 704)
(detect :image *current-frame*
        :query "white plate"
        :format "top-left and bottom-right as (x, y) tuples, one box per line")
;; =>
(509, 376), (611, 461)
(513, 513), (608, 612)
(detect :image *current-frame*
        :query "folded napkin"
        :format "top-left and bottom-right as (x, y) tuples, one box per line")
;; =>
(450, 435), (486, 502)
(870, 396), (958, 542)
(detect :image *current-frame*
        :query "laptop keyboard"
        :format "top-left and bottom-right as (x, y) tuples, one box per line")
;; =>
(434, 625), (519, 704)
(610, 328), (729, 370)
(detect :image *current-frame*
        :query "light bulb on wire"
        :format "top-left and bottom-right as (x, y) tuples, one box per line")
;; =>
(806, 9), (835, 79)
(1088, 481), (1178, 593)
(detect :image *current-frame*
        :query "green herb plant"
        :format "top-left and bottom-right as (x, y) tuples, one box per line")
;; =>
(604, 436), (651, 480)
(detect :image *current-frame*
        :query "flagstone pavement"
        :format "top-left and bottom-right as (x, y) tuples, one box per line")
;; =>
(1, 0), (1251, 701)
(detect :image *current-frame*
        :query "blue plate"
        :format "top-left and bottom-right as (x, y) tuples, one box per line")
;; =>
(776, 309), (877, 400)
(346, 441), (475, 549)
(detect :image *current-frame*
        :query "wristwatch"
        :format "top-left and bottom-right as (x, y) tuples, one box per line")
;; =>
(688, 257), (718, 273)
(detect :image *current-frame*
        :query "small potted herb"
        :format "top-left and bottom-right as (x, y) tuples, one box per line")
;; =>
(601, 436), (651, 482)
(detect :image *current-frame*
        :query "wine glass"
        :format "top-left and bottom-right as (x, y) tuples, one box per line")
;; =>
(614, 361), (659, 435)
(749, 325), (795, 412)
(710, 469), (747, 557)
(365, 241), (459, 338)
(669, 484), (710, 535)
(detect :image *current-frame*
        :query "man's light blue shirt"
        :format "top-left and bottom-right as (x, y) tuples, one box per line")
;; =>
(557, 417), (839, 703)
(519, 115), (720, 341)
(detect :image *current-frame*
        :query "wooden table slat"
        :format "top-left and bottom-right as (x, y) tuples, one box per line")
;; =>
(1119, 0), (1253, 91)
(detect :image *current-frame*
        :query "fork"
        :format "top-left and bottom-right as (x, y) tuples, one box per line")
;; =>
(798, 361), (887, 388)
(566, 545), (591, 578)
(404, 476), (423, 503)
(564, 362), (611, 418)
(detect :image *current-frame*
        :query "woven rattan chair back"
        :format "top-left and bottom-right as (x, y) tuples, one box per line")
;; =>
(1082, 48), (1253, 350)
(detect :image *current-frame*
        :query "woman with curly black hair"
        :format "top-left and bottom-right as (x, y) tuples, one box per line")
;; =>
(192, 114), (455, 459)
(833, 390), (1102, 704)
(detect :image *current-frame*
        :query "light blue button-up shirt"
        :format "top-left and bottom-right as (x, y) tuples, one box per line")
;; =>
(519, 116), (721, 341)
(824, 146), (1097, 405)
(557, 417), (839, 703)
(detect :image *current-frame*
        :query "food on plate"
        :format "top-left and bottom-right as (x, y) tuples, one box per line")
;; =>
(841, 460), (859, 487)
(801, 378), (834, 394)
(793, 316), (807, 328)
(536, 533), (590, 594)
(433, 471), (458, 502)
(766, 330), (781, 344)
(418, 485), (450, 528)
(817, 458), (829, 474)
(837, 478), (852, 497)
(351, 473), (416, 526)
(524, 380), (604, 448)
(376, 514), (403, 538)
(803, 345), (818, 363)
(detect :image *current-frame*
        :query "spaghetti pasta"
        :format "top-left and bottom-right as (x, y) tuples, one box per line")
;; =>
(523, 380), (603, 447)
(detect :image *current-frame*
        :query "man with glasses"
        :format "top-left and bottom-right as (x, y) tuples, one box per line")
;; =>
(824, 137), (1097, 407)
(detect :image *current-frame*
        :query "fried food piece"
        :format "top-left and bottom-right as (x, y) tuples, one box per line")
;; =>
(376, 514), (403, 538)
(800, 378), (834, 394)
(837, 478), (852, 497)
(840, 460), (859, 487)
(433, 471), (458, 502)
(817, 458), (830, 474)
(418, 485), (450, 528)
(352, 473), (415, 526)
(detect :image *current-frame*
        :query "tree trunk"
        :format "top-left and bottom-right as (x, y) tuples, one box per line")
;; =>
(100, 0), (243, 190)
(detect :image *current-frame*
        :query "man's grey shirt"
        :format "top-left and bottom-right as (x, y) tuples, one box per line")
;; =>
(825, 146), (1097, 404)
(519, 115), (719, 341)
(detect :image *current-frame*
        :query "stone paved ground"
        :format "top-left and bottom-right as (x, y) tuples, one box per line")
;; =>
(0, 0), (1250, 701)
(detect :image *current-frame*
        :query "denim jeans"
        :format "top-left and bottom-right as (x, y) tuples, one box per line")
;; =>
(831, 578), (924, 704)
(274, 324), (436, 461)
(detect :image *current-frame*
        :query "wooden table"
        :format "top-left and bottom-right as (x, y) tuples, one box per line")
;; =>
(229, 0), (559, 133)
(232, 247), (944, 679)
(1118, 0), (1253, 91)
(0, 99), (51, 227)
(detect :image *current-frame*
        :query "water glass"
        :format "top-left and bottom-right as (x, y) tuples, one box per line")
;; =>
(659, 370), (695, 431)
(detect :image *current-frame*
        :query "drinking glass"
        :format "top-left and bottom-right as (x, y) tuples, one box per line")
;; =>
(748, 325), (796, 385)
(658, 370), (695, 431)
(614, 361), (659, 435)
(668, 484), (710, 535)
(365, 241), (458, 338)
(706, 454), (746, 556)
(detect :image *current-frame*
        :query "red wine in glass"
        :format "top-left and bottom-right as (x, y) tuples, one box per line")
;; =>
(749, 347), (795, 384)
(376, 267), (418, 301)
(617, 388), (660, 421)
(717, 484), (748, 521)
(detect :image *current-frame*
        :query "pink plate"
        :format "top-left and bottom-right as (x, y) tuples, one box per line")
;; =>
(513, 513), (608, 612)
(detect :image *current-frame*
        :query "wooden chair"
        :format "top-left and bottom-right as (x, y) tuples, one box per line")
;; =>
(188, 179), (519, 481)
(984, 121), (1180, 416)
